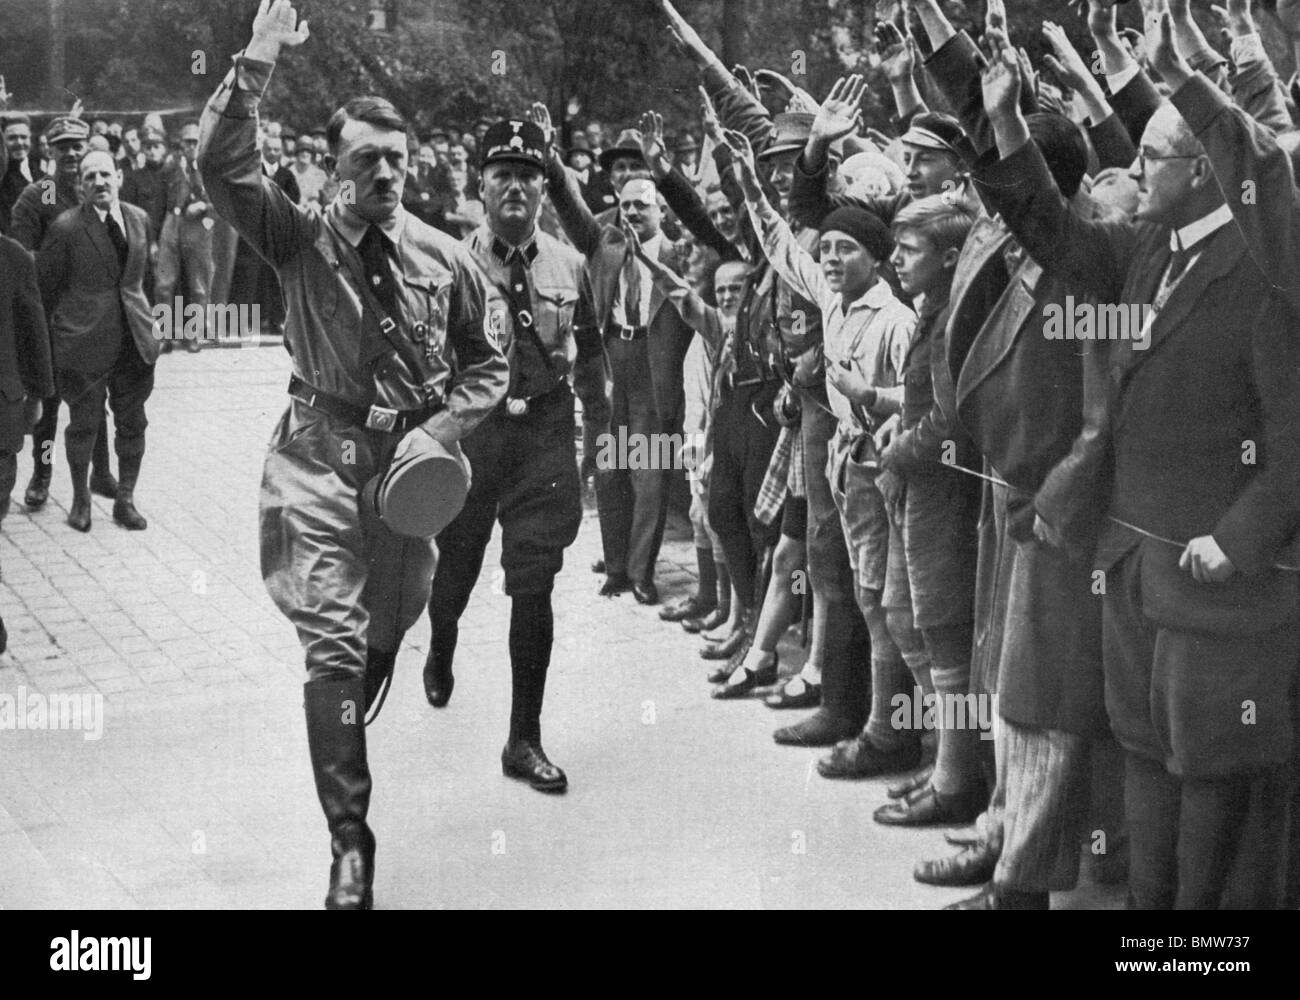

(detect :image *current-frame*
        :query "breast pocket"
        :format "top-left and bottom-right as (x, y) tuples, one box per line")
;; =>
(533, 285), (578, 355)
(400, 277), (451, 359)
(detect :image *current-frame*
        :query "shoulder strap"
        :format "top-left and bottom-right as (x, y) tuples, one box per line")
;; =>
(324, 216), (429, 382)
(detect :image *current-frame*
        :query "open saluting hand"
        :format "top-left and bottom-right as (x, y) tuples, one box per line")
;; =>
(1150, 1), (1193, 89)
(529, 102), (556, 148)
(246, 0), (311, 63)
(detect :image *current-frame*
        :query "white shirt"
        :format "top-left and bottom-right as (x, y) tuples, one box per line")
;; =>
(749, 197), (914, 433)
(93, 202), (127, 233)
(611, 231), (663, 328)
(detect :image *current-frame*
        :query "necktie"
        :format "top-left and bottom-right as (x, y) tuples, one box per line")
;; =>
(493, 237), (549, 403)
(105, 213), (128, 271)
(622, 245), (642, 328)
(358, 224), (400, 320)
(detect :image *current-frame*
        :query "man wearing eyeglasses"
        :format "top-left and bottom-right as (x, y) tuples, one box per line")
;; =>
(975, 8), (1300, 909)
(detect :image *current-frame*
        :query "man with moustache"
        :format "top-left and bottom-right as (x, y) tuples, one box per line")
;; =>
(419, 119), (608, 793)
(199, 0), (507, 909)
(36, 150), (158, 533)
(10, 116), (118, 511)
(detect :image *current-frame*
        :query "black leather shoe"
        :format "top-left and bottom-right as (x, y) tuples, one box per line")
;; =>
(24, 475), (50, 509)
(632, 580), (659, 605)
(711, 658), (777, 699)
(887, 762), (935, 799)
(422, 647), (454, 709)
(705, 629), (754, 681)
(684, 607), (728, 634)
(112, 495), (148, 530)
(591, 559), (605, 574)
(817, 735), (922, 779)
(873, 782), (987, 827)
(764, 677), (822, 710)
(660, 594), (715, 622)
(599, 572), (633, 597)
(501, 740), (568, 793)
(89, 471), (119, 500)
(773, 710), (860, 747)
(944, 884), (1049, 910)
(915, 841), (999, 887)
(67, 495), (92, 532)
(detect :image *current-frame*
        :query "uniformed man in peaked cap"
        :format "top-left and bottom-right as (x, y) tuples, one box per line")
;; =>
(419, 117), (608, 794)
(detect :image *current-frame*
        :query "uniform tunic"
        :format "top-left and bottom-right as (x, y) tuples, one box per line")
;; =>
(198, 54), (508, 678)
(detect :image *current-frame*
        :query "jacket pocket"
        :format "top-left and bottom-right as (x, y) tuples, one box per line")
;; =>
(1139, 539), (1299, 637)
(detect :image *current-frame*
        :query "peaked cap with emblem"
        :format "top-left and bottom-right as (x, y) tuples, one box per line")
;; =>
(480, 119), (548, 171)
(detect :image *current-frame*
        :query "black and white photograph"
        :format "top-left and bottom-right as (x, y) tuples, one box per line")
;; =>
(0, 0), (1297, 941)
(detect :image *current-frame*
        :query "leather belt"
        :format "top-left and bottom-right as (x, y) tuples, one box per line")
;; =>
(725, 371), (778, 390)
(607, 323), (648, 341)
(287, 375), (442, 434)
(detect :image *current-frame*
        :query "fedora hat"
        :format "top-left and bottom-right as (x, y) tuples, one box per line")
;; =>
(598, 128), (646, 172)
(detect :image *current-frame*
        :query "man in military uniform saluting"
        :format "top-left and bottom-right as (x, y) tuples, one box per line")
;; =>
(419, 119), (608, 794)
(198, 0), (508, 909)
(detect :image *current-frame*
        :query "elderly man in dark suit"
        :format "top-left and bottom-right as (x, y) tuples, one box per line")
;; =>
(544, 130), (704, 604)
(37, 149), (159, 533)
(978, 9), (1300, 909)
(10, 116), (120, 510)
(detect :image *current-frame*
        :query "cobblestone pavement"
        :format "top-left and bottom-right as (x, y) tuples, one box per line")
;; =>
(0, 346), (1124, 909)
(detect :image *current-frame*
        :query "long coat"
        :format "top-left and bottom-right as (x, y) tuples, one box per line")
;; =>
(0, 235), (54, 451)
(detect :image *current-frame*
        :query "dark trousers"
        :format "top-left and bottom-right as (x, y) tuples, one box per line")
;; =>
(1124, 751), (1289, 908)
(427, 385), (583, 741)
(596, 336), (670, 583)
(30, 396), (112, 482)
(1, 449), (14, 505)
(708, 380), (782, 609)
(58, 338), (155, 475)
(1105, 546), (1294, 908)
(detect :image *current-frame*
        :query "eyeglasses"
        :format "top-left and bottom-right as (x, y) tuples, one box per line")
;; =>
(1136, 149), (1202, 173)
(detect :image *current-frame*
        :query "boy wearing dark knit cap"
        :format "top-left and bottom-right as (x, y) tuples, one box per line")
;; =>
(724, 128), (925, 768)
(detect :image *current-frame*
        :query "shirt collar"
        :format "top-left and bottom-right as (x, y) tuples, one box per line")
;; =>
(490, 230), (540, 268)
(842, 278), (894, 314)
(1170, 203), (1233, 252)
(331, 202), (408, 249)
(638, 232), (665, 259)
(92, 202), (124, 227)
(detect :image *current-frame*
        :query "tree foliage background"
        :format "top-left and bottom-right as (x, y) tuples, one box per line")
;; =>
(2, 1), (1297, 133)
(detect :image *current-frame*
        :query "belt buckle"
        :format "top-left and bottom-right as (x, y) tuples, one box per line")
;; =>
(619, 326), (636, 341)
(365, 405), (400, 432)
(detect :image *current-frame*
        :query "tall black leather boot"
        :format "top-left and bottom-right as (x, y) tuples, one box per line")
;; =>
(423, 621), (456, 708)
(112, 453), (147, 530)
(304, 678), (375, 910)
(66, 455), (93, 532)
(363, 647), (398, 714)
(90, 413), (118, 499)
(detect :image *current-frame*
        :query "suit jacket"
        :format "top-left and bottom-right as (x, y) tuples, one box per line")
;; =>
(0, 234), (54, 450)
(36, 201), (159, 372)
(121, 161), (169, 244)
(545, 151), (705, 423)
(976, 138), (1300, 595)
(8, 176), (78, 253)
(162, 155), (210, 216)
(1, 158), (34, 234)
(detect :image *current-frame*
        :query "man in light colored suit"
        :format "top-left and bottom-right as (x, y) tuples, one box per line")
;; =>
(546, 140), (707, 604)
(37, 149), (159, 533)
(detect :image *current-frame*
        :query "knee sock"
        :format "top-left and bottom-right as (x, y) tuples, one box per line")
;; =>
(508, 593), (554, 745)
(695, 547), (717, 604)
(924, 622), (979, 796)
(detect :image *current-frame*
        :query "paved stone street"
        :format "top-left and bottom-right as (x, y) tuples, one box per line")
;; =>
(0, 346), (1122, 909)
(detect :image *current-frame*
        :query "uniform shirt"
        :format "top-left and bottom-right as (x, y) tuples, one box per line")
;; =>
(199, 53), (508, 444)
(751, 197), (914, 435)
(9, 176), (79, 252)
(463, 222), (598, 387)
